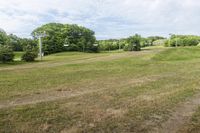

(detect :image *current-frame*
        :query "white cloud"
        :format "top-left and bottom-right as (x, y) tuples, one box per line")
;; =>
(0, 0), (200, 39)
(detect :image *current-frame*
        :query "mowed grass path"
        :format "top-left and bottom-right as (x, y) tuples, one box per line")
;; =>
(1, 47), (200, 132)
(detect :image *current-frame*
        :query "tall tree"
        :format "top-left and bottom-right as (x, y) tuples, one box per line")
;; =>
(32, 23), (97, 54)
(127, 34), (142, 51)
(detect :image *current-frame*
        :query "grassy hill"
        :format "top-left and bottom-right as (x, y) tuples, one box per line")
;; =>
(153, 47), (200, 61)
(1, 47), (200, 132)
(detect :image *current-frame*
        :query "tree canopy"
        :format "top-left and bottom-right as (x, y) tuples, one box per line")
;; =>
(126, 34), (142, 51)
(0, 31), (8, 45)
(32, 23), (97, 54)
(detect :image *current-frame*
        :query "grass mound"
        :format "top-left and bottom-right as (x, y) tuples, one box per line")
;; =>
(152, 47), (200, 61)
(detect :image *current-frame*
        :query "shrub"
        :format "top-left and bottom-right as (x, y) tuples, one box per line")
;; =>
(0, 45), (14, 63)
(87, 45), (100, 53)
(22, 51), (37, 62)
(134, 43), (141, 51)
(123, 44), (133, 51)
(123, 44), (129, 51)
(126, 34), (141, 51)
(98, 40), (120, 51)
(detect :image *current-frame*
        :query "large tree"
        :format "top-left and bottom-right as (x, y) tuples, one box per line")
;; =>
(32, 23), (97, 54)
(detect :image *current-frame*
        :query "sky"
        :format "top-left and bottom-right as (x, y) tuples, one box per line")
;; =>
(0, 0), (200, 40)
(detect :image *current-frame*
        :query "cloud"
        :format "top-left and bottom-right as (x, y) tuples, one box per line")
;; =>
(0, 0), (200, 39)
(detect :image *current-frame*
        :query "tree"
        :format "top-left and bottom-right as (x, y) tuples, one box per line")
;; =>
(8, 34), (23, 51)
(0, 30), (8, 45)
(63, 24), (96, 52)
(98, 39), (121, 51)
(32, 23), (65, 54)
(20, 38), (37, 51)
(0, 30), (36, 52)
(0, 45), (14, 63)
(127, 34), (142, 51)
(32, 23), (97, 54)
(22, 45), (38, 62)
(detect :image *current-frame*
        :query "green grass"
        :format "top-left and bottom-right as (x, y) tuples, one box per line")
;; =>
(14, 52), (24, 61)
(185, 107), (200, 133)
(1, 47), (200, 132)
(143, 45), (165, 50)
(152, 47), (200, 61)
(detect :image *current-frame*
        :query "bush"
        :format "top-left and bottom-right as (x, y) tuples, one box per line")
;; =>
(98, 40), (120, 51)
(87, 45), (100, 53)
(123, 44), (133, 51)
(134, 43), (141, 51)
(0, 45), (14, 63)
(126, 34), (141, 51)
(22, 51), (37, 62)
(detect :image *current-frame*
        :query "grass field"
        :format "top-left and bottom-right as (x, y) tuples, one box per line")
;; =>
(14, 52), (24, 61)
(1, 46), (200, 132)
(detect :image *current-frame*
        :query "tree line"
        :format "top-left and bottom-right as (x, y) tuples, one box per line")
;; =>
(0, 29), (37, 62)
(165, 35), (200, 47)
(0, 30), (36, 51)
(98, 35), (165, 51)
(0, 23), (97, 63)
(3, 22), (200, 63)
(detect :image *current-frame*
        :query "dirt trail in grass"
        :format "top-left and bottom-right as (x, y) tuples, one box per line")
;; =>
(0, 89), (97, 109)
(0, 73), (173, 109)
(154, 93), (200, 133)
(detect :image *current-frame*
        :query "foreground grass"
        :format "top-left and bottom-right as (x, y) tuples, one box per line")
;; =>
(1, 47), (200, 132)
(183, 107), (200, 133)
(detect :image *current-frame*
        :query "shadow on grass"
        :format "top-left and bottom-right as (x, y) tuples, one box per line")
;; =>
(0, 60), (42, 67)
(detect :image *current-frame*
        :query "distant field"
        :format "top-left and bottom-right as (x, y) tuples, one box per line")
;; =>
(14, 52), (24, 61)
(1, 46), (200, 133)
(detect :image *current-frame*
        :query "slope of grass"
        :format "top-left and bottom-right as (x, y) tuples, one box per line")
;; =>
(1, 47), (200, 132)
(152, 47), (200, 61)
(0, 51), (140, 100)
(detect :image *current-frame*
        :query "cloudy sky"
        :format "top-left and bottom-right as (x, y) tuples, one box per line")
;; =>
(0, 0), (200, 39)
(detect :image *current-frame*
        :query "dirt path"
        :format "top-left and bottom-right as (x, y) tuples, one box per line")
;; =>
(154, 93), (200, 133)
(0, 89), (99, 109)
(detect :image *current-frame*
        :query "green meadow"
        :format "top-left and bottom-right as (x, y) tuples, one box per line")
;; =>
(1, 46), (200, 132)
